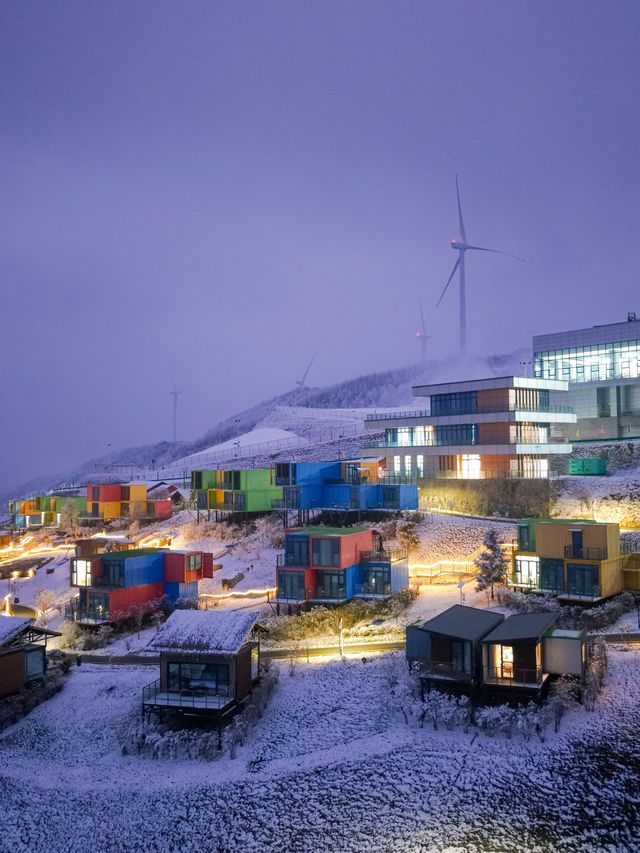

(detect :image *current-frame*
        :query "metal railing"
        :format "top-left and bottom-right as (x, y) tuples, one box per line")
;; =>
(65, 599), (110, 622)
(483, 665), (544, 687)
(419, 660), (473, 681)
(142, 679), (232, 710)
(365, 404), (574, 421)
(564, 546), (607, 560)
(354, 582), (392, 597)
(313, 587), (346, 601)
(366, 436), (567, 449)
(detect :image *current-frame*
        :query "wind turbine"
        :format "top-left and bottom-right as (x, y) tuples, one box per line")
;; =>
(169, 379), (184, 443)
(296, 352), (317, 390)
(415, 300), (436, 365)
(436, 175), (524, 354)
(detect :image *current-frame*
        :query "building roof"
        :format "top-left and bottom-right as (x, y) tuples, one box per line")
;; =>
(0, 616), (33, 647)
(482, 612), (559, 644)
(285, 526), (370, 537)
(412, 376), (569, 397)
(533, 317), (640, 352)
(147, 610), (260, 656)
(414, 605), (505, 642)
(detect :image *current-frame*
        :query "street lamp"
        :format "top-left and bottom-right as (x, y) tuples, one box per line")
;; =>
(519, 360), (532, 378)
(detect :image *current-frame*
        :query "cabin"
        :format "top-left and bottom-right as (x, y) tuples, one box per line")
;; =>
(142, 610), (260, 722)
(406, 605), (505, 695)
(481, 612), (560, 696)
(0, 617), (60, 700)
(406, 605), (589, 703)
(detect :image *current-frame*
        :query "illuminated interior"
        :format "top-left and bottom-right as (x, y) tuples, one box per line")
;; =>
(535, 339), (640, 382)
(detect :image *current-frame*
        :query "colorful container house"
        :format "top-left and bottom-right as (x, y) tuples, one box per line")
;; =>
(363, 376), (577, 480)
(83, 484), (172, 522)
(191, 468), (283, 516)
(512, 518), (624, 601)
(0, 617), (60, 700)
(8, 493), (87, 529)
(273, 460), (418, 513)
(65, 548), (215, 624)
(275, 527), (409, 605)
(142, 610), (260, 722)
(407, 605), (587, 701)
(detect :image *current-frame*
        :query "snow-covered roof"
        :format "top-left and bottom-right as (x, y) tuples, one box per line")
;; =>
(0, 616), (33, 647)
(147, 610), (259, 656)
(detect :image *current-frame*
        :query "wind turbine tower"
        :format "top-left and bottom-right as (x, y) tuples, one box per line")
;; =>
(296, 352), (317, 390)
(415, 300), (435, 365)
(169, 383), (184, 443)
(436, 175), (524, 354)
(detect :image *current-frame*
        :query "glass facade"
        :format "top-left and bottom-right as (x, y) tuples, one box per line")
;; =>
(567, 563), (600, 598)
(384, 424), (478, 447)
(539, 557), (565, 593)
(535, 339), (640, 382)
(431, 391), (478, 416)
(167, 661), (230, 694)
(285, 535), (309, 566)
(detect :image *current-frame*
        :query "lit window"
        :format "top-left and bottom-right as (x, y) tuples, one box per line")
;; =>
(393, 455), (401, 474)
(460, 454), (481, 479)
(404, 455), (412, 476)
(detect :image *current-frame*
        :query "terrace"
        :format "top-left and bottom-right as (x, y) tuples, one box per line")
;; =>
(141, 679), (233, 713)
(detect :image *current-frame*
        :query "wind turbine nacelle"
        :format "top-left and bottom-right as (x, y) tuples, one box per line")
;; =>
(450, 240), (467, 250)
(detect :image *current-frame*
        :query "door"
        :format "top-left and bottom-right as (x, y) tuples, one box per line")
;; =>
(571, 529), (583, 559)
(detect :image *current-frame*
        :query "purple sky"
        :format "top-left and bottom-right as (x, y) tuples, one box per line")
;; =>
(2, 1), (640, 489)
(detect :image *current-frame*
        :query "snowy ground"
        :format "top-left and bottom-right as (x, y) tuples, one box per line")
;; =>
(0, 646), (638, 852)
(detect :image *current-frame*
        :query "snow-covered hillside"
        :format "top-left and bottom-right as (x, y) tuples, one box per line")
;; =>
(5, 351), (526, 502)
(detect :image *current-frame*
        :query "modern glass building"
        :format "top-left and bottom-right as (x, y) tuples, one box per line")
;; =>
(363, 376), (576, 480)
(533, 315), (640, 439)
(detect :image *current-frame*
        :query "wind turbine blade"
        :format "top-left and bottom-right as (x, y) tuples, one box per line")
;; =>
(465, 245), (525, 262)
(456, 174), (467, 243)
(301, 352), (317, 385)
(419, 300), (426, 335)
(435, 257), (460, 307)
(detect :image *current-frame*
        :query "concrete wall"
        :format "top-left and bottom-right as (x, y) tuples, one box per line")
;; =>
(420, 478), (551, 519)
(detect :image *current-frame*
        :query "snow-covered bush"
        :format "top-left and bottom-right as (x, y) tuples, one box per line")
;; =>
(119, 718), (221, 761)
(548, 676), (579, 732)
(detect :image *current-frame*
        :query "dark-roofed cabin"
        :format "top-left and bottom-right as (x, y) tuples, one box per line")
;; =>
(0, 616), (60, 700)
(142, 610), (260, 722)
(481, 612), (559, 695)
(406, 605), (505, 695)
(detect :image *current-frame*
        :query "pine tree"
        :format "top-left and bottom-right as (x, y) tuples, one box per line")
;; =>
(474, 528), (507, 600)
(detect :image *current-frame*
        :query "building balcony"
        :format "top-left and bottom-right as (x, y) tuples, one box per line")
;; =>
(483, 665), (546, 689)
(65, 599), (110, 624)
(354, 582), (392, 598)
(563, 546), (608, 560)
(365, 404), (574, 422)
(312, 587), (347, 602)
(368, 437), (568, 450)
(418, 660), (474, 682)
(142, 679), (233, 712)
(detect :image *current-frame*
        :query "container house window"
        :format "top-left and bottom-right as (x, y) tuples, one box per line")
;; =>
(567, 563), (600, 598)
(285, 536), (309, 566)
(514, 555), (539, 587)
(312, 538), (340, 567)
(393, 455), (401, 474)
(314, 570), (345, 599)
(539, 558), (565, 593)
(517, 525), (531, 551)
(251, 646), (259, 680)
(167, 661), (230, 694)
(187, 554), (202, 572)
(278, 571), (306, 600)
(451, 640), (472, 674)
(72, 559), (92, 586)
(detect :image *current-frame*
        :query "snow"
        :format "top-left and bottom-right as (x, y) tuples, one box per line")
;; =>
(148, 609), (260, 655)
(0, 647), (638, 851)
(0, 615), (32, 645)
